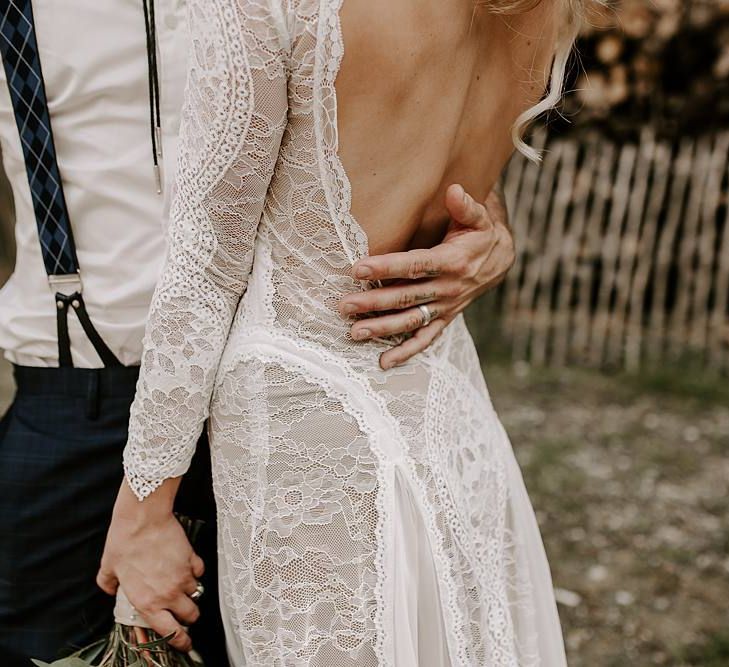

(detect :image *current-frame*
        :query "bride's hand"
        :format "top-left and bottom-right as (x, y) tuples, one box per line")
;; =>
(96, 479), (205, 652)
(339, 183), (514, 369)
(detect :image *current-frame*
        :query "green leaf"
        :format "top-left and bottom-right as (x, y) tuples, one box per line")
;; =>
(72, 638), (108, 664)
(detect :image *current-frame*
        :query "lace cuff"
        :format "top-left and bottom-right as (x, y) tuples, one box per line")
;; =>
(122, 0), (289, 500)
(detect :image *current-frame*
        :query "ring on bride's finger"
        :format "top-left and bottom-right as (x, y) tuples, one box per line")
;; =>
(190, 582), (205, 601)
(418, 304), (434, 327)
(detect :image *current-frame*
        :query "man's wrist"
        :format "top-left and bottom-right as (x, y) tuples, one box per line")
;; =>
(486, 179), (512, 235)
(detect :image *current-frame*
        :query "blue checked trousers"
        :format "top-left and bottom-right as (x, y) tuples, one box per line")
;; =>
(0, 366), (229, 666)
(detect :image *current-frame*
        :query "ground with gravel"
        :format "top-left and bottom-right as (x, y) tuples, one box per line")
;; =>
(482, 359), (729, 667)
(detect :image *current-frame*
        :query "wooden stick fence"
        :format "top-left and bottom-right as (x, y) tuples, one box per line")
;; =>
(493, 128), (729, 373)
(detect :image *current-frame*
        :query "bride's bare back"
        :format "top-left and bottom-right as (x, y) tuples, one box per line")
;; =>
(337, 0), (559, 255)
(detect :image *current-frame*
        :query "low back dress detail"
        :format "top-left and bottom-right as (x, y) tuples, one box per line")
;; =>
(123, 1), (568, 665)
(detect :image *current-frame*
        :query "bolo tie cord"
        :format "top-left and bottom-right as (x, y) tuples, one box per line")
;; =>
(142, 0), (163, 194)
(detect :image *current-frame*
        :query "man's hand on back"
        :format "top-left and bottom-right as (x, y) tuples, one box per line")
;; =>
(339, 183), (514, 369)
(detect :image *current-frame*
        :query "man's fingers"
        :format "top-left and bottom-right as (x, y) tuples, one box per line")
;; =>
(340, 281), (442, 315)
(380, 319), (448, 370)
(352, 248), (444, 282)
(351, 303), (445, 341)
(190, 553), (205, 580)
(167, 592), (201, 627)
(96, 568), (119, 597)
(445, 183), (490, 230)
(145, 610), (193, 653)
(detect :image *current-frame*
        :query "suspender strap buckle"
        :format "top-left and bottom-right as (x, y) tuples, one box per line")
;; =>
(48, 272), (83, 296)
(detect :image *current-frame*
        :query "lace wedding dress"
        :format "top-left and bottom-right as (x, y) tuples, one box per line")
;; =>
(123, 0), (567, 664)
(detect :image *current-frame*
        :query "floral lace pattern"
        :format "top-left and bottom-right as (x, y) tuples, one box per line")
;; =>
(124, 0), (289, 498)
(124, 0), (567, 664)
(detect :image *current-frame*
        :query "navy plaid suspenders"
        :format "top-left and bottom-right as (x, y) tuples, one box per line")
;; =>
(0, 0), (121, 367)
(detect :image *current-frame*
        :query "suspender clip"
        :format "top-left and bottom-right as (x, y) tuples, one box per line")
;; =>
(48, 272), (83, 296)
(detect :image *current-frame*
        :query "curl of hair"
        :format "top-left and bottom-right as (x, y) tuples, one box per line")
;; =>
(480, 0), (585, 161)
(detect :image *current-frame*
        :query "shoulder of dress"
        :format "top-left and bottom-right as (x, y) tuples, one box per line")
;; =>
(279, 0), (324, 42)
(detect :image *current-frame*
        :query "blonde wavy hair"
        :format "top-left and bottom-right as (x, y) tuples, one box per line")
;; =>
(481, 0), (585, 161)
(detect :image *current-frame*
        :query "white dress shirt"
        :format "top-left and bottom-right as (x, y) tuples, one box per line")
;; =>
(0, 0), (189, 367)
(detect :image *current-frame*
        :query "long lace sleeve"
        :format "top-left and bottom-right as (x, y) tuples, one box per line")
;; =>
(123, 0), (290, 500)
